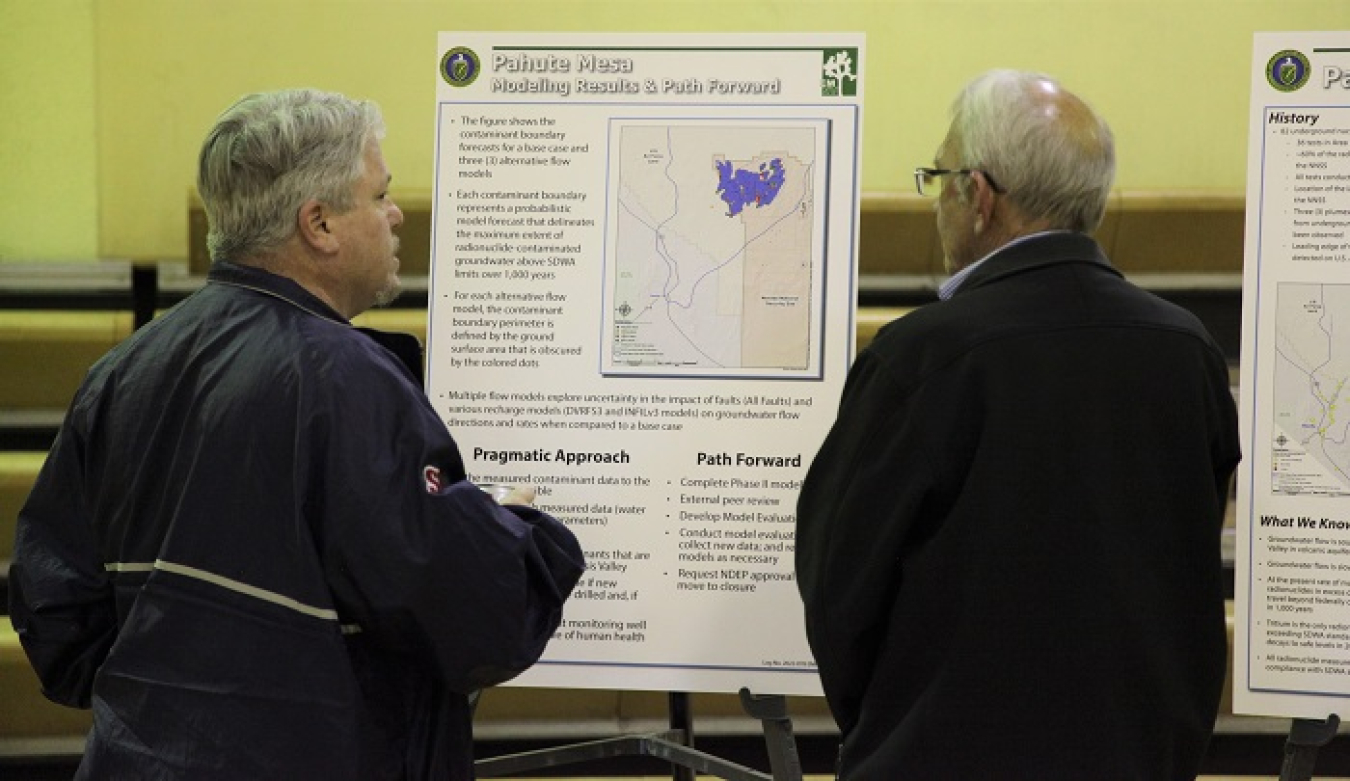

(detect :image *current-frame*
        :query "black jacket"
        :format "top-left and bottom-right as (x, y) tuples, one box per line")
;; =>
(10, 261), (585, 780)
(796, 233), (1239, 780)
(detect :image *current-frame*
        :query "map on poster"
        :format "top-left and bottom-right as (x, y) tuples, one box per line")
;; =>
(1273, 283), (1350, 497)
(606, 122), (822, 376)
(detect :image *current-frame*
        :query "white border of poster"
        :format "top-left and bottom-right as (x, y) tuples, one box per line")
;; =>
(1236, 30), (1350, 719)
(427, 33), (864, 696)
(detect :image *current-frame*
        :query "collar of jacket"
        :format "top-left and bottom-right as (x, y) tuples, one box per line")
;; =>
(949, 231), (1121, 298)
(206, 260), (349, 325)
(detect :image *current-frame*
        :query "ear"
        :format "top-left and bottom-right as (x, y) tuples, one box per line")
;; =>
(297, 199), (339, 254)
(972, 171), (1000, 228)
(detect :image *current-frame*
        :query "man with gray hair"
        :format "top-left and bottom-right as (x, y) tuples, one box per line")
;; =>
(796, 70), (1239, 779)
(9, 89), (584, 780)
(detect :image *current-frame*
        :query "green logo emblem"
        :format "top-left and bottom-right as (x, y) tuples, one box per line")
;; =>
(1266, 50), (1310, 92)
(821, 48), (858, 97)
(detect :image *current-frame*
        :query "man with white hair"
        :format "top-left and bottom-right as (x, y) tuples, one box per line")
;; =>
(796, 70), (1239, 779)
(10, 89), (585, 780)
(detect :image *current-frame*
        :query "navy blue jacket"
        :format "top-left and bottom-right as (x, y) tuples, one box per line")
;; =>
(10, 261), (585, 780)
(796, 233), (1240, 780)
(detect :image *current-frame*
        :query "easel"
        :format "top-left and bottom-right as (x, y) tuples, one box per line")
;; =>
(474, 689), (804, 781)
(1279, 714), (1341, 781)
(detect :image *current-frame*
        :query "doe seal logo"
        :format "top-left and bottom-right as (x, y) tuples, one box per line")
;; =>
(1266, 50), (1311, 92)
(441, 47), (481, 88)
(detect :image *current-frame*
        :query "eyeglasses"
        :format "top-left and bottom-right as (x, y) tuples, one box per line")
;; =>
(913, 167), (1006, 197)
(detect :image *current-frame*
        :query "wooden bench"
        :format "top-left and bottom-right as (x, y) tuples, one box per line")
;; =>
(189, 189), (1247, 277)
(855, 190), (1244, 277)
(0, 306), (913, 417)
(0, 624), (93, 744)
(0, 616), (836, 746)
(3, 188), (1243, 417)
(0, 452), (44, 563)
(0, 613), (1235, 745)
(0, 188), (1249, 751)
(0, 311), (133, 411)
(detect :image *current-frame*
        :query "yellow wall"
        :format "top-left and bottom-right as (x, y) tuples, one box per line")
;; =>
(2, 0), (1347, 262)
(0, 0), (98, 261)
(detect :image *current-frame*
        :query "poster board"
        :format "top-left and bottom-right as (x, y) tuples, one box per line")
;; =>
(427, 32), (864, 696)
(1235, 31), (1350, 719)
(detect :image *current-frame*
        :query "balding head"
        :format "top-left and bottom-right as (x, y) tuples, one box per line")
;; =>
(945, 70), (1115, 233)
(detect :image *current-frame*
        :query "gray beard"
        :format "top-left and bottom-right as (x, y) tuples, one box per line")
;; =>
(372, 278), (403, 308)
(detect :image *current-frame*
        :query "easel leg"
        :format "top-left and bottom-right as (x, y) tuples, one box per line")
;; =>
(1279, 714), (1341, 781)
(473, 689), (784, 781)
(670, 691), (695, 781)
(739, 688), (804, 781)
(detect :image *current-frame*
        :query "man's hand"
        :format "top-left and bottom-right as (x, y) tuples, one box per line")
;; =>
(477, 482), (536, 506)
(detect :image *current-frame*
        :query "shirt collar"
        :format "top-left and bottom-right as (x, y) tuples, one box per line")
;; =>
(206, 260), (349, 324)
(938, 230), (1073, 300)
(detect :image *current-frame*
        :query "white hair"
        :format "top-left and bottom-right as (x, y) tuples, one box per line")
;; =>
(948, 70), (1115, 232)
(197, 89), (385, 263)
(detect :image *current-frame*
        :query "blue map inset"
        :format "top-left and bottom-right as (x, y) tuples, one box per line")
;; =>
(715, 158), (785, 217)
